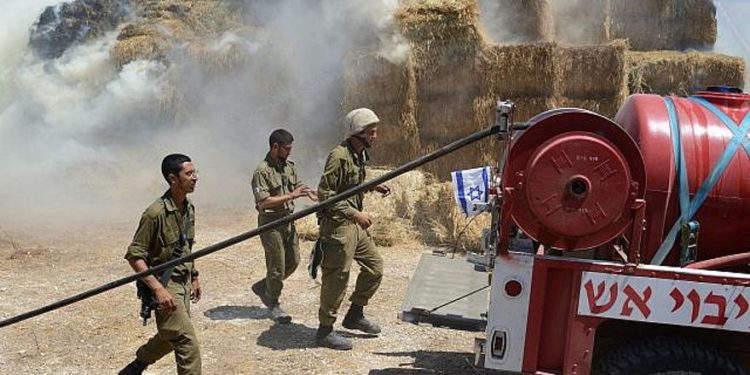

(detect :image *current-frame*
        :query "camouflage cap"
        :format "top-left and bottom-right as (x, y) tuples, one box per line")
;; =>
(344, 108), (379, 138)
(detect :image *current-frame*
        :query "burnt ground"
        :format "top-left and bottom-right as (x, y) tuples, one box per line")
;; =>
(0, 205), (501, 375)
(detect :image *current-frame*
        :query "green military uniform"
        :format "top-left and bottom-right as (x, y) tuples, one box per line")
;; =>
(317, 140), (383, 326)
(251, 153), (302, 300)
(124, 190), (200, 375)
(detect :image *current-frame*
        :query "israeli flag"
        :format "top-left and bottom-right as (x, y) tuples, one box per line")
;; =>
(451, 166), (491, 217)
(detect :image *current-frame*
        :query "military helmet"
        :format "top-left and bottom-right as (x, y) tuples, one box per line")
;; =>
(344, 108), (379, 138)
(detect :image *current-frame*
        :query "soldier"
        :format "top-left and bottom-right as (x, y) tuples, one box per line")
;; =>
(119, 154), (203, 375)
(315, 108), (391, 350)
(251, 129), (317, 323)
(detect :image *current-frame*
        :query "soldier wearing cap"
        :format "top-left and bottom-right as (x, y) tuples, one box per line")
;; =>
(119, 153), (203, 375)
(251, 129), (317, 323)
(315, 108), (391, 350)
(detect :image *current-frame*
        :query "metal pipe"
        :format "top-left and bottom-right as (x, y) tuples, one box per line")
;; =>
(0, 125), (501, 329)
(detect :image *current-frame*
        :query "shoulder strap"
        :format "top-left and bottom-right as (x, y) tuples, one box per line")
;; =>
(155, 199), (189, 286)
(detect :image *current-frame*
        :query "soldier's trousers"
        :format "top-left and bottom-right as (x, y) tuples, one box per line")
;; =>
(136, 277), (201, 375)
(318, 221), (383, 326)
(258, 214), (300, 300)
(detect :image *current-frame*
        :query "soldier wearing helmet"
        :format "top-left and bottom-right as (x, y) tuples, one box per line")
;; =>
(314, 108), (391, 350)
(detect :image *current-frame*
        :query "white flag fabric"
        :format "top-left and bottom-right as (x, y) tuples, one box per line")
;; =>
(451, 166), (491, 217)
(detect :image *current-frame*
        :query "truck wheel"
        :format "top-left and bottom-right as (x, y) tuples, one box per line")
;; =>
(593, 336), (747, 375)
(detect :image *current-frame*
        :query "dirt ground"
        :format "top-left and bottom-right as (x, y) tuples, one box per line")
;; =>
(0, 204), (500, 375)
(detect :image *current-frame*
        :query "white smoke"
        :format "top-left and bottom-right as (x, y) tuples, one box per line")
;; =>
(0, 0), (404, 229)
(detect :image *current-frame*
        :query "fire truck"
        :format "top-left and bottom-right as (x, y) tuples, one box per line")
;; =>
(399, 88), (750, 374)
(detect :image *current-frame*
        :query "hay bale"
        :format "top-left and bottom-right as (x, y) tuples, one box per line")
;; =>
(345, 52), (414, 107)
(478, 43), (557, 98)
(415, 50), (479, 98)
(413, 51), (479, 145)
(627, 51), (745, 96)
(365, 168), (435, 220)
(396, 0), (483, 48)
(419, 95), (503, 181)
(550, 0), (609, 45)
(477, 0), (553, 44)
(557, 41), (628, 99)
(416, 91), (479, 145)
(678, 0), (717, 49)
(365, 169), (428, 246)
(610, 0), (717, 51)
(111, 35), (169, 67)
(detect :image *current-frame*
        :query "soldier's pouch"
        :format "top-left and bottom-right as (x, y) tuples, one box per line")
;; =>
(321, 223), (348, 244)
(320, 225), (354, 271)
(267, 177), (283, 195)
(155, 226), (180, 264)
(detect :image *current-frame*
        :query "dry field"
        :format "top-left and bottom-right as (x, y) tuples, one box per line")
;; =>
(0, 204), (500, 375)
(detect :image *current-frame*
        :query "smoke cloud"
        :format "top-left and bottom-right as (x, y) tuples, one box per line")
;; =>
(0, 0), (404, 229)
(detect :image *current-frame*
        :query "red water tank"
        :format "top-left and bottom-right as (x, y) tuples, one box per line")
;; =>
(616, 91), (750, 266)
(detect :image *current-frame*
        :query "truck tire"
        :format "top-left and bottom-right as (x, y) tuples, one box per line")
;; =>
(593, 336), (747, 375)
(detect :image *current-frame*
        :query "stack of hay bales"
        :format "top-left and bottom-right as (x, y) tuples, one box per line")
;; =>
(395, 0), (486, 180)
(342, 0), (745, 182)
(605, 0), (742, 96)
(628, 51), (745, 96)
(609, 0), (717, 51)
(295, 168), (490, 251)
(476, 40), (629, 119)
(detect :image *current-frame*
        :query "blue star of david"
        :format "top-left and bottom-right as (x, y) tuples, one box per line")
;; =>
(468, 186), (483, 201)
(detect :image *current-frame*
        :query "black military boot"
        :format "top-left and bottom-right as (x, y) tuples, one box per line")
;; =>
(118, 358), (148, 375)
(270, 304), (292, 324)
(342, 304), (381, 334)
(251, 279), (275, 308)
(316, 324), (352, 350)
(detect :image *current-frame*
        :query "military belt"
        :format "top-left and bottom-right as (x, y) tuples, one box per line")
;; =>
(258, 210), (292, 218)
(169, 272), (190, 284)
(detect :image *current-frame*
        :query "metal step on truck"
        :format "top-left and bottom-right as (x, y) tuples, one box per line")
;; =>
(399, 88), (750, 375)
